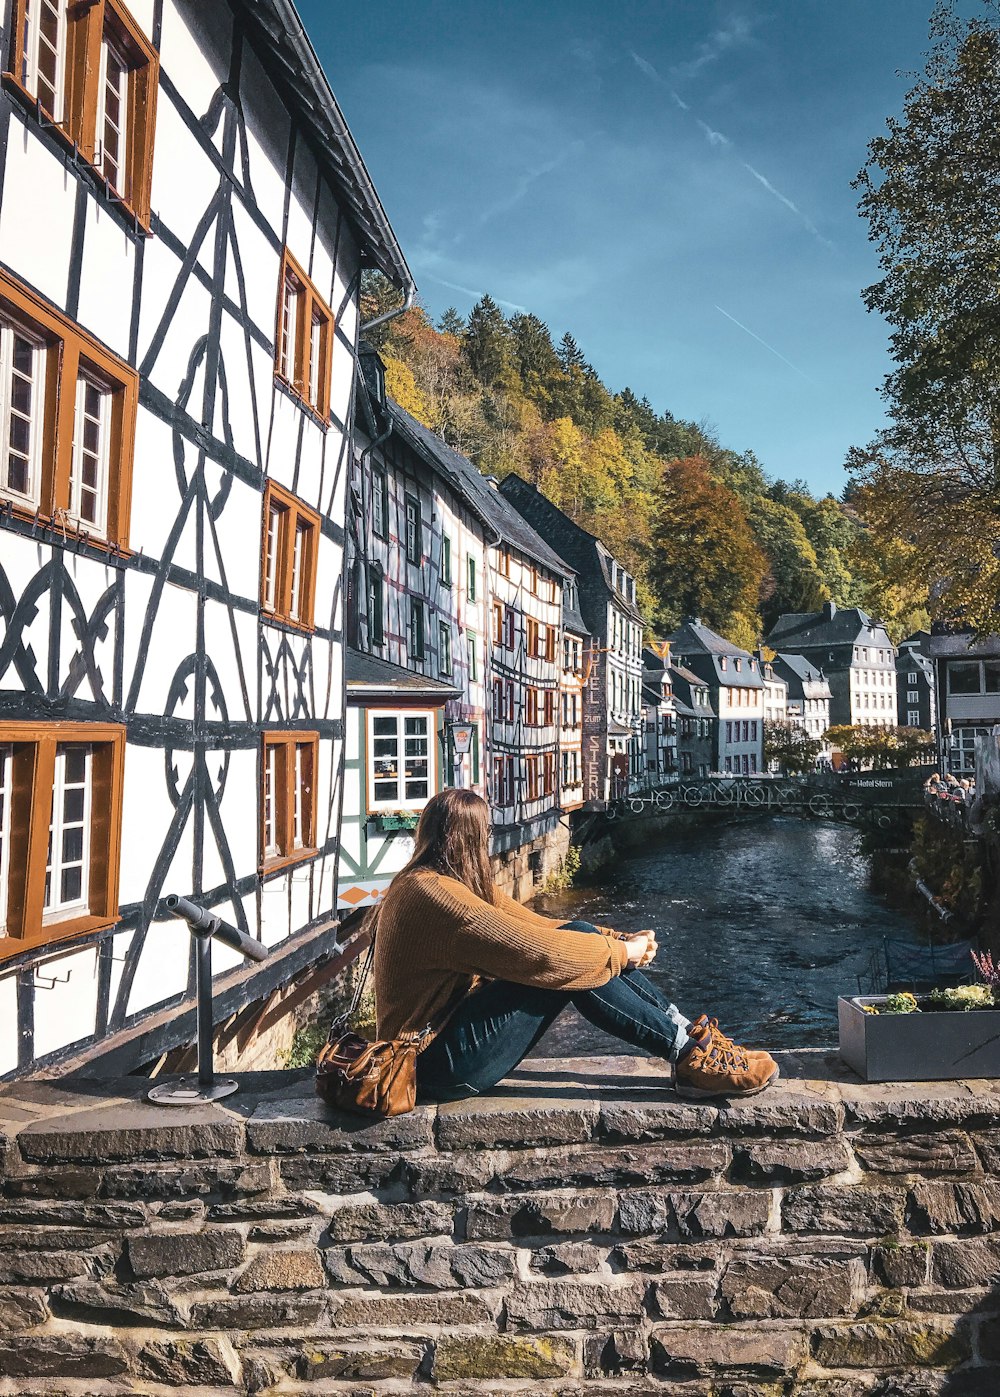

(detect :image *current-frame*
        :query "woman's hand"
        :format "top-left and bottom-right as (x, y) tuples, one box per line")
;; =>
(624, 930), (658, 968)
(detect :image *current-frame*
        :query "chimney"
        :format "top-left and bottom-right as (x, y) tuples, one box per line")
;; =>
(822, 600), (836, 621)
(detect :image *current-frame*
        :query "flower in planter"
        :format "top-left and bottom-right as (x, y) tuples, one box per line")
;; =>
(927, 984), (995, 1012)
(883, 991), (920, 1015)
(971, 949), (1000, 991)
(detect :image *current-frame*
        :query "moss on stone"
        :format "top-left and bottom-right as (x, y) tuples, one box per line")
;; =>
(433, 1335), (576, 1380)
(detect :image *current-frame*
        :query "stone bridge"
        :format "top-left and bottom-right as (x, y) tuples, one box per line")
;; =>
(1, 1055), (999, 1394)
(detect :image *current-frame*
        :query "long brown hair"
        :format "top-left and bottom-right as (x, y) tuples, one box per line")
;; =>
(394, 788), (495, 904)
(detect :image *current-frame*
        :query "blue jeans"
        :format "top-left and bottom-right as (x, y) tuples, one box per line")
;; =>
(416, 920), (691, 1102)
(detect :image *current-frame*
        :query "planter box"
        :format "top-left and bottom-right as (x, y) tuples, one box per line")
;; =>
(838, 995), (1000, 1082)
(372, 812), (419, 833)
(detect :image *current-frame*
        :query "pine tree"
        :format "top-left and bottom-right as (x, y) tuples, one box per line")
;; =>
(462, 295), (513, 386)
(438, 307), (465, 336)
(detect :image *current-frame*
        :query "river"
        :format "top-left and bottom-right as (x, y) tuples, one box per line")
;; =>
(531, 817), (921, 1056)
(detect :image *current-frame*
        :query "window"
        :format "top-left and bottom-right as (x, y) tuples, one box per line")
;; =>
(467, 555), (477, 602)
(543, 690), (555, 726)
(404, 496), (421, 563)
(367, 570), (384, 647)
(908, 710), (920, 727)
(467, 632), (478, 683)
(491, 602), (504, 647)
(262, 732), (318, 869)
(497, 548), (511, 578)
(494, 754), (515, 807)
(525, 755), (541, 802)
(986, 662), (1000, 694)
(367, 712), (434, 811)
(544, 625), (556, 664)
(441, 535), (452, 586)
(526, 688), (539, 726)
(0, 722), (125, 955)
(506, 679), (515, 721)
(907, 690), (919, 704)
(725, 721), (732, 743)
(408, 599), (425, 660)
(371, 468), (388, 538)
(0, 269), (137, 546)
(492, 678), (505, 722)
(543, 752), (555, 796)
(438, 620), (452, 677)
(260, 481), (319, 629)
(526, 617), (540, 658)
(274, 249), (333, 418)
(948, 662), (981, 695)
(10, 0), (159, 223)
(504, 606), (515, 651)
(720, 657), (728, 671)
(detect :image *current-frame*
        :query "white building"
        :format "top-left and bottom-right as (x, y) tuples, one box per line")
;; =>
(669, 619), (764, 776)
(0, 0), (411, 1076)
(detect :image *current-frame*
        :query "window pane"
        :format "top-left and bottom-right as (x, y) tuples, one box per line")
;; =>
(44, 744), (92, 918)
(308, 312), (323, 406)
(949, 662), (981, 695)
(70, 374), (111, 533)
(985, 662), (1000, 694)
(373, 717), (397, 737)
(280, 273), (299, 380)
(2, 325), (44, 503)
(405, 717), (428, 736)
(99, 38), (129, 192)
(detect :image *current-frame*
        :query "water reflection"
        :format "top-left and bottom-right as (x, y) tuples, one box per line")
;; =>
(532, 817), (919, 1054)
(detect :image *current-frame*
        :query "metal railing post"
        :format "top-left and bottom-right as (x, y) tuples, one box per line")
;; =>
(148, 893), (270, 1107)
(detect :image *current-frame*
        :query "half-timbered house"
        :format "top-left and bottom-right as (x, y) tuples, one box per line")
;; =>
(0, 0), (411, 1076)
(559, 576), (588, 812)
(338, 362), (488, 917)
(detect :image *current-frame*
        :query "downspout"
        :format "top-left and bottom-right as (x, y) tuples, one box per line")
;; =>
(361, 283), (416, 336)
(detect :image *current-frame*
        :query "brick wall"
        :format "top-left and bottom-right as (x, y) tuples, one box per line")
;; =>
(0, 1057), (998, 1393)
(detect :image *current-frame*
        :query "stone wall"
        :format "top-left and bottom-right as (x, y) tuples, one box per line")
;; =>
(1, 1055), (999, 1395)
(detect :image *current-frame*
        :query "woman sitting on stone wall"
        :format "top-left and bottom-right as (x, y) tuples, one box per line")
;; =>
(374, 788), (778, 1102)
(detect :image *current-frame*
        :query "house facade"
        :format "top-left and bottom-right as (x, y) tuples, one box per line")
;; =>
(771, 653), (832, 741)
(670, 663), (714, 779)
(642, 645), (677, 781)
(765, 602), (897, 728)
(338, 379), (489, 917)
(928, 626), (1000, 775)
(499, 475), (646, 804)
(559, 578), (588, 812)
(0, 0), (411, 1077)
(669, 620), (764, 775)
(897, 631), (936, 734)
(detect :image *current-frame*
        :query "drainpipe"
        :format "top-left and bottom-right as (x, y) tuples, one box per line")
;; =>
(361, 284), (415, 336)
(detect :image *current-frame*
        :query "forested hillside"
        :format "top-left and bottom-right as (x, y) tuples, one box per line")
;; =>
(362, 276), (929, 650)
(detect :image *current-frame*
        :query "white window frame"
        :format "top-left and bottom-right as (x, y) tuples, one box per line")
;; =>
(22, 0), (67, 120)
(367, 709), (436, 812)
(308, 309), (323, 406)
(68, 372), (112, 534)
(43, 744), (93, 923)
(0, 318), (46, 508)
(907, 710), (920, 727)
(263, 742), (279, 858)
(279, 271), (300, 382)
(288, 519), (307, 621)
(97, 31), (130, 194)
(262, 502), (281, 613)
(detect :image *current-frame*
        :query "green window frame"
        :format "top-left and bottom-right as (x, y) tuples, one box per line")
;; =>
(467, 631), (478, 682)
(442, 535), (452, 586)
(467, 554), (477, 602)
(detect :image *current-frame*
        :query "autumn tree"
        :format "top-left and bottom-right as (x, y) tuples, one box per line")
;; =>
(764, 720), (822, 776)
(851, 2), (1000, 632)
(649, 456), (768, 643)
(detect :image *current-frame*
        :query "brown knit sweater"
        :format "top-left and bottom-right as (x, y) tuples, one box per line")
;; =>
(373, 868), (628, 1039)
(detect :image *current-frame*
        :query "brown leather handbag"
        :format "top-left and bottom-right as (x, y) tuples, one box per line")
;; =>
(315, 930), (438, 1118)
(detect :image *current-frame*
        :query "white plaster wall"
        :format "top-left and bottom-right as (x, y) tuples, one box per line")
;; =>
(31, 945), (100, 1059)
(0, 121), (74, 306)
(74, 200), (136, 359)
(121, 575), (199, 719)
(0, 975), (18, 1076)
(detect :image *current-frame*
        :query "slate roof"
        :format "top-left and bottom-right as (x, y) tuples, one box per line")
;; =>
(563, 588), (590, 637)
(668, 620), (764, 689)
(498, 475), (644, 623)
(384, 404), (574, 578)
(232, 0), (412, 290)
(765, 604), (893, 651)
(346, 648), (460, 701)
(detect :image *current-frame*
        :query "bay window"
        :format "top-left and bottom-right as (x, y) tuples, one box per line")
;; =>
(367, 711), (435, 811)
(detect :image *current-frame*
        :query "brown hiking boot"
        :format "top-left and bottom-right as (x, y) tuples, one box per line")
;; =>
(690, 1013), (773, 1063)
(675, 1025), (779, 1099)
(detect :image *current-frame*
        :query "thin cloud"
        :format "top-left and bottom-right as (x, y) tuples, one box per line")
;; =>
(630, 44), (833, 251)
(478, 145), (582, 228)
(670, 14), (756, 81)
(416, 270), (527, 315)
(715, 305), (817, 386)
(697, 119), (731, 149)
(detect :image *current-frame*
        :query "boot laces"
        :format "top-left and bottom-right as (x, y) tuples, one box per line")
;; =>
(703, 1039), (749, 1072)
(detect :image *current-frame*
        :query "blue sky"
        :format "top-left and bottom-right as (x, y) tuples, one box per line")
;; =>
(300, 1), (937, 496)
